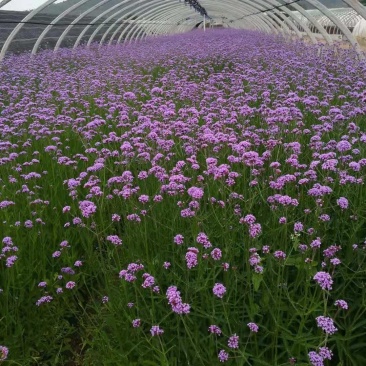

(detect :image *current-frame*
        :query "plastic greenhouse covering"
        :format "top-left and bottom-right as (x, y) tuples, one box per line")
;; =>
(0, 0), (366, 61)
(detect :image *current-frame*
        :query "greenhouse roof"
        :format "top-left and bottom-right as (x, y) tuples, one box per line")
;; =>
(0, 0), (366, 61)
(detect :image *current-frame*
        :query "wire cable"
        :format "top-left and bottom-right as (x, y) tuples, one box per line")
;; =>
(0, 19), (187, 26)
(230, 0), (303, 22)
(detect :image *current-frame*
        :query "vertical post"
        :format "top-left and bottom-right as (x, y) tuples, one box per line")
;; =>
(203, 14), (206, 31)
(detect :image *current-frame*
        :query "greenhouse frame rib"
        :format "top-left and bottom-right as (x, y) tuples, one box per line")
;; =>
(0, 0), (366, 62)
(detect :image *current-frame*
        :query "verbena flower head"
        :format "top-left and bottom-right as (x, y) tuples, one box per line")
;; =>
(218, 349), (229, 363)
(208, 325), (222, 335)
(228, 334), (239, 349)
(247, 322), (259, 333)
(213, 283), (226, 298)
(316, 316), (338, 335)
(150, 325), (164, 336)
(313, 271), (333, 291)
(106, 235), (122, 246)
(334, 299), (348, 310)
(0, 346), (9, 361)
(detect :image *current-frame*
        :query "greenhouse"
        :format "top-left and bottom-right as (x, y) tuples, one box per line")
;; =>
(1, 0), (366, 60)
(1, 1), (366, 366)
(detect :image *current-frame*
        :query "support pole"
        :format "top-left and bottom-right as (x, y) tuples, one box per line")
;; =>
(203, 14), (206, 31)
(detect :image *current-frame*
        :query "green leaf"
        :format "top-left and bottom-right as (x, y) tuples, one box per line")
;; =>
(252, 273), (263, 292)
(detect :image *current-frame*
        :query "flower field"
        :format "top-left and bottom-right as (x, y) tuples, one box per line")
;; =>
(0, 29), (366, 365)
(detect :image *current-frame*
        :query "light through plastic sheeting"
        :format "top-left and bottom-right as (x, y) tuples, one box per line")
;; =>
(1, 0), (66, 11)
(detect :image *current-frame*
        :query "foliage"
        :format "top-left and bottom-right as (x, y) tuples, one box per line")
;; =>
(0, 30), (366, 365)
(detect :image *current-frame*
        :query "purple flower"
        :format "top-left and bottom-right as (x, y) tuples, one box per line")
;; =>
(228, 334), (239, 349)
(334, 299), (348, 310)
(336, 140), (352, 152)
(208, 325), (222, 335)
(150, 325), (164, 336)
(211, 248), (222, 260)
(337, 197), (349, 209)
(247, 322), (259, 333)
(213, 283), (226, 298)
(78, 200), (97, 218)
(316, 316), (338, 335)
(65, 281), (76, 289)
(36, 295), (53, 306)
(112, 214), (121, 222)
(163, 261), (171, 269)
(52, 251), (61, 258)
(132, 319), (141, 328)
(308, 351), (324, 366)
(166, 286), (190, 314)
(273, 251), (286, 260)
(293, 222), (303, 233)
(106, 235), (122, 246)
(0, 346), (9, 361)
(319, 347), (333, 360)
(243, 214), (256, 225)
(142, 274), (155, 288)
(249, 223), (262, 238)
(185, 247), (199, 269)
(187, 186), (204, 199)
(196, 232), (212, 248)
(313, 271), (333, 291)
(6, 255), (17, 267)
(218, 349), (229, 362)
(279, 217), (287, 224)
(174, 234), (184, 245)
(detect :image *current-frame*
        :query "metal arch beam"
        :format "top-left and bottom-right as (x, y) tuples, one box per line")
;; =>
(199, 0), (290, 35)
(198, 0), (283, 34)
(116, 2), (201, 44)
(142, 10), (223, 39)
(235, 0), (324, 45)
(106, 1), (177, 44)
(147, 10), (243, 37)
(118, 0), (279, 44)
(143, 5), (270, 40)
(233, 0), (301, 39)
(102, 0), (182, 46)
(140, 7), (270, 40)
(135, 5), (265, 40)
(147, 14), (192, 37)
(133, 10), (194, 39)
(55, 0), (114, 51)
(0, 0), (59, 62)
(72, 0), (152, 49)
(343, 0), (366, 23)
(1, 0), (365, 60)
(138, 9), (215, 40)
(117, 6), (206, 39)
(149, 0), (338, 47)
(198, 0), (313, 40)
(114, 0), (284, 44)
(195, 0), (284, 33)
(32, 0), (94, 55)
(207, 0), (331, 47)
(304, 0), (363, 56)
(274, 0), (333, 45)
(138, 10), (222, 39)
(125, 7), (266, 44)
(203, 0), (296, 35)
(0, 0), (12, 9)
(87, 0), (159, 47)
(142, 9), (261, 39)
(248, 0), (317, 44)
